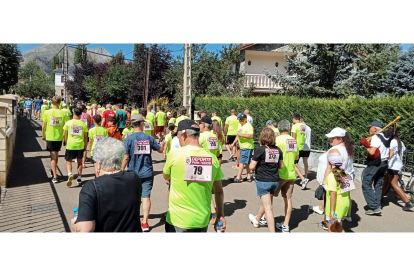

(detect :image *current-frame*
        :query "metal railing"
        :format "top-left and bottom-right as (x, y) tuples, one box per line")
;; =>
(311, 133), (414, 172)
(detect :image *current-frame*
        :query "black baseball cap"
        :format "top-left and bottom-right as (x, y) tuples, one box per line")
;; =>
(367, 121), (383, 128)
(177, 119), (200, 132)
(200, 116), (212, 124)
(239, 114), (247, 119)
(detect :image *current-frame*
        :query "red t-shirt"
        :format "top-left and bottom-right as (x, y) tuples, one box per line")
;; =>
(126, 111), (131, 121)
(102, 110), (116, 128)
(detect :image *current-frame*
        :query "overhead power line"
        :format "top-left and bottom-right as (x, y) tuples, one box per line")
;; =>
(66, 45), (134, 61)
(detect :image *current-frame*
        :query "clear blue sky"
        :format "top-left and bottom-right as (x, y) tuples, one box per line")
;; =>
(18, 43), (231, 59)
(18, 43), (413, 59)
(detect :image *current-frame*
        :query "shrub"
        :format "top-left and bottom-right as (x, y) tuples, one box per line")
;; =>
(195, 95), (414, 151)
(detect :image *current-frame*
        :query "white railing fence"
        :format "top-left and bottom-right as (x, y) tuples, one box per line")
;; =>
(244, 74), (282, 90)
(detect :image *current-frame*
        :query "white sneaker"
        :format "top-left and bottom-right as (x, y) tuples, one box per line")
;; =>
(301, 178), (309, 190)
(276, 222), (290, 233)
(248, 214), (259, 228)
(344, 216), (352, 222)
(66, 174), (73, 187)
(312, 205), (324, 215)
(228, 153), (234, 161)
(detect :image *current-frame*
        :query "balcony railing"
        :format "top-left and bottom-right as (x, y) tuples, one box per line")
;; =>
(244, 74), (282, 90)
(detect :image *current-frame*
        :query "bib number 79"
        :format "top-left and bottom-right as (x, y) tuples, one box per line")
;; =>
(193, 166), (203, 175)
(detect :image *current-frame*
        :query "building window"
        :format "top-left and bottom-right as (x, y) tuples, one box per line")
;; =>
(61, 89), (64, 96)
(61, 75), (65, 82)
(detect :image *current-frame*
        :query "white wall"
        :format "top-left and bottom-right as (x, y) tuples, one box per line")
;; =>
(55, 73), (64, 87)
(54, 72), (74, 87)
(244, 51), (289, 75)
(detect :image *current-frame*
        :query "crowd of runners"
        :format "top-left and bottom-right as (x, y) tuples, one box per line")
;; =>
(18, 95), (413, 233)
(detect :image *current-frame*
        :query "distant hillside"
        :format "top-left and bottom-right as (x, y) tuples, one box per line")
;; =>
(21, 44), (111, 74)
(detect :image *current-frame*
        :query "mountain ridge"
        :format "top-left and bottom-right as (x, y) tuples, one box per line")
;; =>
(21, 44), (111, 74)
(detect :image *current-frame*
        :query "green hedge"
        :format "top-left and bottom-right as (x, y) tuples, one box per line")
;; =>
(195, 95), (414, 151)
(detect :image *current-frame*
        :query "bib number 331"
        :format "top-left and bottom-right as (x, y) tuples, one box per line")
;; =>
(184, 156), (213, 182)
(134, 140), (150, 154)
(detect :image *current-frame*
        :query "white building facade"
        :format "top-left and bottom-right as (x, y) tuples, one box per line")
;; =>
(237, 44), (297, 93)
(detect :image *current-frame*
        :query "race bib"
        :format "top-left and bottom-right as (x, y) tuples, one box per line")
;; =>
(134, 140), (150, 154)
(108, 113), (114, 117)
(81, 119), (88, 125)
(144, 123), (152, 131)
(207, 137), (218, 150)
(238, 129), (242, 134)
(42, 106), (46, 109)
(300, 125), (306, 134)
(126, 132), (132, 137)
(50, 117), (62, 127)
(286, 139), (297, 152)
(265, 148), (280, 163)
(340, 175), (356, 194)
(94, 135), (105, 142)
(275, 132), (280, 137)
(184, 156), (213, 182)
(70, 125), (83, 136)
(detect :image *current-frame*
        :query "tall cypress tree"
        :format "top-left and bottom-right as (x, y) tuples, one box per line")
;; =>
(74, 44), (87, 64)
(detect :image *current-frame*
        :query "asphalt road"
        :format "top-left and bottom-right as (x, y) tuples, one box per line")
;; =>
(1, 116), (413, 232)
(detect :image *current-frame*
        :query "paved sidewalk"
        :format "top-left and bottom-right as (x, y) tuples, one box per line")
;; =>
(1, 115), (413, 232)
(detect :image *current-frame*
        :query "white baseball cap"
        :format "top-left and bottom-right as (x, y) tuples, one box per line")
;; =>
(326, 127), (346, 138)
(166, 112), (172, 116)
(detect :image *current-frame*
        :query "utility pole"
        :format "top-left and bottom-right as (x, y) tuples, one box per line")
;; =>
(183, 44), (192, 118)
(63, 43), (69, 102)
(143, 44), (151, 109)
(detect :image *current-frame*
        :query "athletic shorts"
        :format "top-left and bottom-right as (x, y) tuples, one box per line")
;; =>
(65, 149), (84, 160)
(255, 180), (279, 196)
(164, 221), (208, 233)
(218, 154), (223, 159)
(35, 107), (41, 112)
(156, 126), (165, 133)
(46, 140), (62, 152)
(274, 179), (295, 199)
(239, 149), (253, 164)
(299, 150), (310, 158)
(141, 176), (154, 198)
(387, 169), (399, 175)
(226, 135), (237, 145)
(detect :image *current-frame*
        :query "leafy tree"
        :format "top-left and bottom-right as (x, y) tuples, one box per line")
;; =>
(0, 44), (22, 93)
(163, 44), (251, 108)
(66, 45), (172, 106)
(15, 61), (54, 98)
(65, 61), (97, 102)
(382, 45), (414, 96)
(74, 44), (87, 64)
(112, 50), (125, 65)
(20, 61), (42, 80)
(266, 44), (400, 98)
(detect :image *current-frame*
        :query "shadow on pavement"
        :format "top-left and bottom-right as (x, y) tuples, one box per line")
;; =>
(224, 199), (247, 217)
(146, 212), (166, 231)
(7, 116), (71, 232)
(274, 204), (310, 231)
(342, 200), (360, 233)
